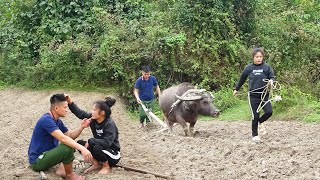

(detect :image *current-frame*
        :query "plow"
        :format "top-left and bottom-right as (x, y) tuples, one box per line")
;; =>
(139, 102), (168, 132)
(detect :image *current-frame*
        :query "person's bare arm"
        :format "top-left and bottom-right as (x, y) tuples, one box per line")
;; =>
(64, 118), (91, 139)
(155, 85), (161, 97)
(51, 130), (92, 162)
(134, 88), (141, 104)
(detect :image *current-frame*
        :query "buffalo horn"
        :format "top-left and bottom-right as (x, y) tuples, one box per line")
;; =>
(175, 94), (203, 101)
(179, 89), (206, 98)
(209, 92), (215, 99)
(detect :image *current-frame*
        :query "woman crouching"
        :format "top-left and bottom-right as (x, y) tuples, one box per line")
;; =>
(67, 95), (121, 174)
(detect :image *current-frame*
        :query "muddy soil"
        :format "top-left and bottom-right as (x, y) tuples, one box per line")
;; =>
(0, 88), (319, 180)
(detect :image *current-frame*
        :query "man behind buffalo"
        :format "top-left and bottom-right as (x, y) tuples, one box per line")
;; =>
(134, 65), (161, 128)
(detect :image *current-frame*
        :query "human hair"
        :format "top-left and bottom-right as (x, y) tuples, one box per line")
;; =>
(50, 94), (67, 105)
(142, 65), (151, 73)
(94, 96), (116, 118)
(252, 48), (265, 58)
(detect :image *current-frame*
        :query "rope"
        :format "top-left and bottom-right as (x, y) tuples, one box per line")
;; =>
(236, 79), (282, 113)
(168, 99), (181, 115)
(249, 79), (282, 113)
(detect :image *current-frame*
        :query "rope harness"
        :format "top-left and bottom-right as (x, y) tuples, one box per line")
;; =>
(248, 79), (282, 113)
(168, 99), (182, 115)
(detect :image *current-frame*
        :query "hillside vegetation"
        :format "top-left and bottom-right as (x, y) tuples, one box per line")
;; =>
(0, 0), (319, 121)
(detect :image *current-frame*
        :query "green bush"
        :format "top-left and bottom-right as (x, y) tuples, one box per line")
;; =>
(214, 87), (244, 112)
(272, 84), (313, 113)
(0, 0), (319, 117)
(25, 36), (93, 87)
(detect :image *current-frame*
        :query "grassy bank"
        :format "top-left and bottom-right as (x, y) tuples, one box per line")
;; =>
(200, 99), (320, 123)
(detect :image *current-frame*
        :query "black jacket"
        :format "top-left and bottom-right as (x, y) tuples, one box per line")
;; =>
(68, 102), (120, 151)
(235, 62), (275, 92)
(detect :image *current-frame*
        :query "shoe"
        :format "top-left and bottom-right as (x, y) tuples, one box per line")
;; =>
(252, 136), (261, 143)
(259, 123), (267, 135)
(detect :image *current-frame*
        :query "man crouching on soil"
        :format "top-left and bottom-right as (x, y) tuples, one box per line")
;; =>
(28, 94), (93, 180)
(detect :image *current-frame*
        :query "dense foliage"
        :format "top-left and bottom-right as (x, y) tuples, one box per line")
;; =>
(0, 0), (319, 110)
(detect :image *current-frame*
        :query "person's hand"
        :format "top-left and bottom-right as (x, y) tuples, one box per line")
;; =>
(81, 118), (91, 128)
(233, 90), (238, 96)
(81, 148), (92, 162)
(64, 94), (72, 104)
(268, 79), (274, 87)
(85, 142), (89, 149)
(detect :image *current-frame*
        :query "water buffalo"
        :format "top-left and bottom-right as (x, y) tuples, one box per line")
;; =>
(159, 82), (219, 136)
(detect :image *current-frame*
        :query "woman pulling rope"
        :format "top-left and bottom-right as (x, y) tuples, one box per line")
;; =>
(233, 47), (279, 143)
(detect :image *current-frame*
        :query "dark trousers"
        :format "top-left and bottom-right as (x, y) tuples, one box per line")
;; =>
(248, 93), (273, 137)
(77, 140), (120, 166)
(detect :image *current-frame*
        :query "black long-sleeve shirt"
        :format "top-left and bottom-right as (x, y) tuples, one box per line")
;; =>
(235, 62), (275, 92)
(68, 102), (120, 151)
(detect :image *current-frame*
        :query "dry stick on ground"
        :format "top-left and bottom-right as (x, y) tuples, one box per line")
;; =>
(78, 160), (173, 179)
(78, 160), (171, 179)
(115, 164), (172, 179)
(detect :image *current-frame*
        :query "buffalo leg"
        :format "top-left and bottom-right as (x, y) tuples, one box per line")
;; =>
(164, 116), (174, 134)
(176, 116), (189, 136)
(189, 122), (196, 137)
(168, 121), (174, 134)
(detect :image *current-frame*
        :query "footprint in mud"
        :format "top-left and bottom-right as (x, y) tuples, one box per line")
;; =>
(194, 130), (212, 138)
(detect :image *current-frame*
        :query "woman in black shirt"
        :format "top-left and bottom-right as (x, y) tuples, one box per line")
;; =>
(66, 95), (120, 174)
(233, 48), (275, 143)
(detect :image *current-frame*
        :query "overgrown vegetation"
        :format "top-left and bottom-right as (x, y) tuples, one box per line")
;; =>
(0, 0), (319, 121)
